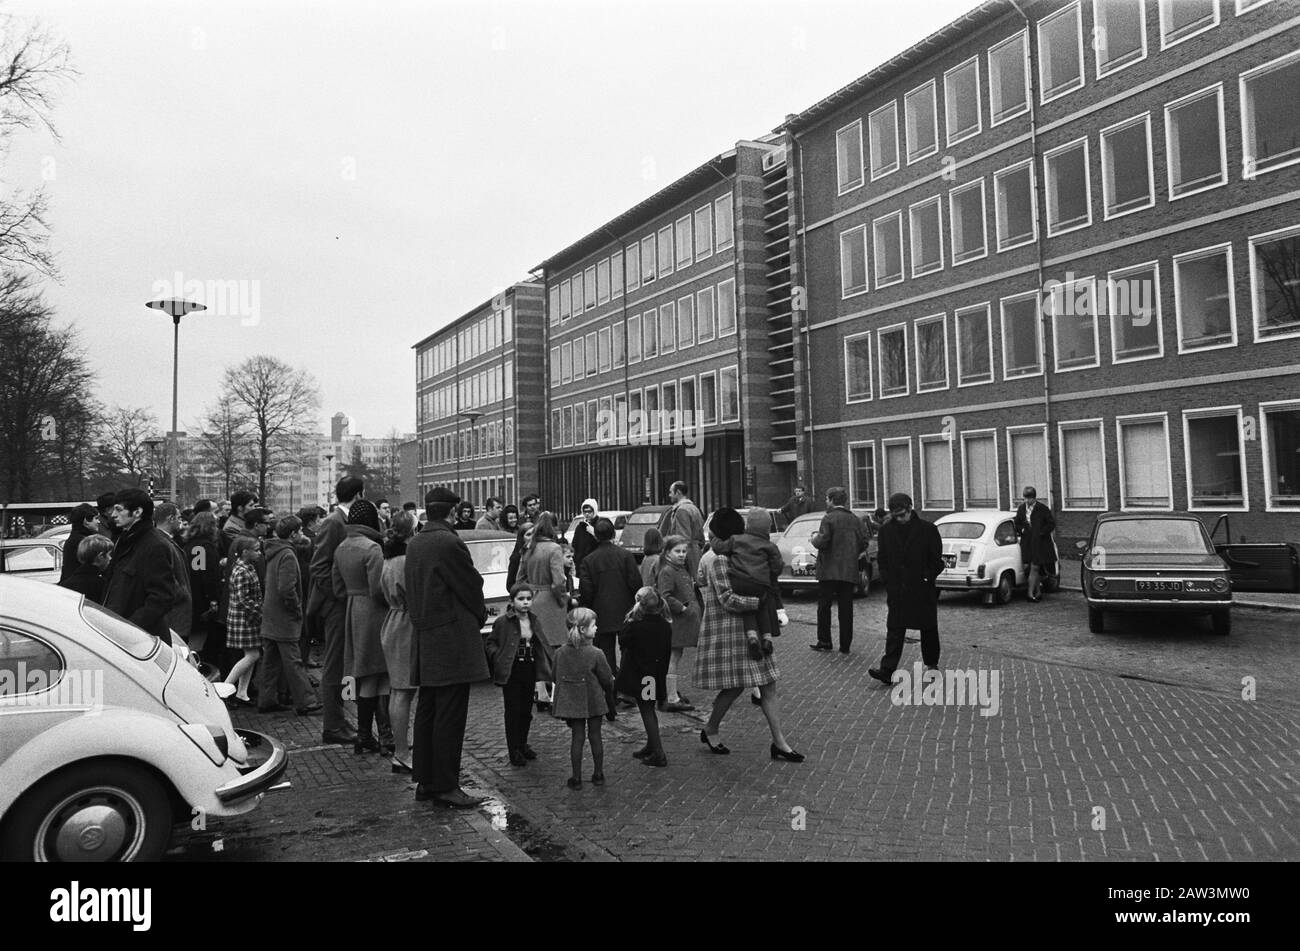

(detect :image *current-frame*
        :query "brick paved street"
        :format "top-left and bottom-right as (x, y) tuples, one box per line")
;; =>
(184, 590), (1299, 862)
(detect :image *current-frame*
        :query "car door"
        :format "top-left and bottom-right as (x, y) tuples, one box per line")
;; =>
(1209, 516), (1300, 592)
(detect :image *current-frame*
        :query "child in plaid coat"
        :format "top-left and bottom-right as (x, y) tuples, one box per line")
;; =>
(222, 536), (264, 706)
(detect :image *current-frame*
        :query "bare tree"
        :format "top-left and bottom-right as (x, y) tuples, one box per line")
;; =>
(97, 405), (159, 487)
(0, 15), (76, 276)
(196, 396), (253, 500)
(221, 356), (321, 502)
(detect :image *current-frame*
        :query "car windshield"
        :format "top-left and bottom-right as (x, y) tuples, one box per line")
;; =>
(466, 540), (512, 574)
(81, 601), (159, 660)
(628, 511), (662, 524)
(938, 522), (985, 539)
(1095, 520), (1212, 555)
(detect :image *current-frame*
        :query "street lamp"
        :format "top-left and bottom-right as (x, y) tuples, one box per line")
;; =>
(456, 409), (483, 500)
(142, 437), (163, 495)
(146, 298), (207, 505)
(324, 453), (334, 507)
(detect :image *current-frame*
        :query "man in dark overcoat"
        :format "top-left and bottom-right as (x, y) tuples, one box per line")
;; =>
(101, 489), (184, 640)
(407, 487), (488, 809)
(1014, 486), (1056, 601)
(579, 517), (641, 681)
(869, 493), (944, 684)
(308, 477), (365, 744)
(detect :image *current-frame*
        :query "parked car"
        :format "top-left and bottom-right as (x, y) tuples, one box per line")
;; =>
(616, 505), (672, 561)
(461, 530), (516, 634)
(37, 524), (73, 541)
(935, 510), (1059, 605)
(0, 538), (65, 584)
(776, 510), (878, 597)
(703, 507), (789, 544)
(0, 576), (287, 861)
(563, 511), (631, 546)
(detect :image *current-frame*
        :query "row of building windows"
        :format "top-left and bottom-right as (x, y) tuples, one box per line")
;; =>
(847, 400), (1300, 514)
(838, 53), (1300, 297)
(417, 307), (514, 383)
(548, 278), (738, 387)
(835, 0), (1280, 193)
(419, 417), (516, 467)
(842, 224), (1300, 402)
(548, 365), (741, 451)
(547, 193), (735, 325)
(418, 360), (515, 424)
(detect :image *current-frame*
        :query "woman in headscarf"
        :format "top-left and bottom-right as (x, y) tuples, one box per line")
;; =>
(521, 513), (569, 650)
(571, 498), (599, 570)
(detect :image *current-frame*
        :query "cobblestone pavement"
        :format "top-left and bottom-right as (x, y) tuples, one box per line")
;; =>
(183, 589), (1299, 861)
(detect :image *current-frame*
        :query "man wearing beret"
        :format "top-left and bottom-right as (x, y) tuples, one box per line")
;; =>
(869, 493), (944, 685)
(406, 487), (489, 808)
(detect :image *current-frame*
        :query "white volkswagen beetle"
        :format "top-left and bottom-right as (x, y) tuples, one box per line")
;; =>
(0, 576), (287, 861)
(934, 510), (1059, 606)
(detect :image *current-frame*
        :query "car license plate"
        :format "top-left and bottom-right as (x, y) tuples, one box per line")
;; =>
(1136, 580), (1182, 592)
(942, 554), (956, 568)
(792, 565), (814, 577)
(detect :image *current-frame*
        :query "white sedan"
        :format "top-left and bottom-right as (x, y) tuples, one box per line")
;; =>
(934, 510), (1059, 605)
(0, 576), (287, 861)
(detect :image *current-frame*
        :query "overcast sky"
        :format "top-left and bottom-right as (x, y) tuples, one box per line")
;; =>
(7, 0), (975, 439)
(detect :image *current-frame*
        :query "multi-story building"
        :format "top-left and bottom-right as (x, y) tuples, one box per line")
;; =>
(781, 0), (1300, 544)
(413, 282), (545, 507)
(536, 140), (797, 518)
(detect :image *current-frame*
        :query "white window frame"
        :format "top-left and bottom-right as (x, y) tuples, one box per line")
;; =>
(1240, 50), (1300, 179)
(913, 313), (950, 393)
(1164, 83), (1227, 201)
(548, 286), (560, 326)
(948, 178), (989, 266)
(678, 375), (697, 428)
(840, 224), (870, 298)
(1107, 260), (1164, 363)
(642, 307), (659, 359)
(640, 234), (657, 284)
(1093, 0), (1149, 79)
(955, 302), (995, 388)
(717, 278), (737, 337)
(919, 434), (956, 512)
(1173, 242), (1237, 353)
(658, 301), (676, 355)
(598, 326), (612, 373)
(1115, 412), (1173, 511)
(611, 249), (624, 298)
(1049, 274), (1101, 373)
(848, 441), (878, 511)
(1235, 0), (1273, 11)
(626, 242), (641, 292)
(1038, 1), (1086, 104)
(715, 193), (735, 251)
(562, 404), (575, 448)
(960, 428), (1001, 510)
(877, 321), (910, 399)
(882, 437), (915, 501)
(1182, 405), (1248, 511)
(657, 226), (674, 279)
(872, 211), (905, 288)
(904, 79), (939, 164)
(993, 159), (1038, 252)
(988, 29), (1031, 125)
(613, 319), (626, 368)
(1006, 423), (1053, 507)
(1249, 223), (1300, 343)
(698, 370), (718, 426)
(560, 278), (572, 321)
(843, 330), (873, 404)
(1100, 112), (1155, 220)
(561, 340), (573, 383)
(676, 293), (695, 349)
(1058, 419), (1109, 511)
(1260, 398), (1300, 512)
(627, 313), (642, 364)
(596, 258), (610, 304)
(1043, 137), (1093, 236)
(836, 118), (865, 194)
(719, 365), (741, 423)
(696, 285), (716, 343)
(869, 100), (900, 180)
(908, 194), (945, 278)
(675, 215), (694, 269)
(1000, 290), (1044, 380)
(944, 56), (983, 146)
(644, 384), (660, 434)
(694, 205), (714, 260)
(1159, 0), (1219, 50)
(574, 402), (586, 446)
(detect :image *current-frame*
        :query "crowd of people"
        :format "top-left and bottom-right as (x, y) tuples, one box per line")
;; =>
(47, 476), (1058, 806)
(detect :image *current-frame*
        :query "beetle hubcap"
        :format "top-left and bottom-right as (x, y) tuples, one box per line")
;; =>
(38, 788), (145, 862)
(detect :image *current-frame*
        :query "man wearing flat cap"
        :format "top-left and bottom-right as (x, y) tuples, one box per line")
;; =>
(869, 493), (944, 686)
(406, 487), (489, 808)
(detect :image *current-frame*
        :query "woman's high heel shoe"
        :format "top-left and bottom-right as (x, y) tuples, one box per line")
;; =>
(700, 729), (730, 755)
(770, 743), (805, 763)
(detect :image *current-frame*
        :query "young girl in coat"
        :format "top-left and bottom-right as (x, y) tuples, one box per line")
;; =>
(551, 606), (614, 788)
(617, 586), (672, 767)
(485, 582), (555, 767)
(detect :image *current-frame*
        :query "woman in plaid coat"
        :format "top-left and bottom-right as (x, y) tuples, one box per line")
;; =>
(695, 507), (804, 762)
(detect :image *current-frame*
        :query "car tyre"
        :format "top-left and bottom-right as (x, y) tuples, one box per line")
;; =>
(1212, 609), (1231, 637)
(1088, 607), (1105, 634)
(993, 571), (1014, 606)
(0, 760), (174, 862)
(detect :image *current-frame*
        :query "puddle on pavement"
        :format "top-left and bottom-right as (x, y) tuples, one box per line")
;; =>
(480, 797), (571, 861)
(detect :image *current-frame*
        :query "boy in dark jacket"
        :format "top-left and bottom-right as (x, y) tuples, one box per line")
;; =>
(484, 583), (555, 766)
(710, 508), (787, 658)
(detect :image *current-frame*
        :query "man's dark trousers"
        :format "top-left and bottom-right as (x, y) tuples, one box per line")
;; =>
(319, 598), (347, 732)
(413, 683), (471, 792)
(879, 626), (941, 672)
(816, 580), (855, 650)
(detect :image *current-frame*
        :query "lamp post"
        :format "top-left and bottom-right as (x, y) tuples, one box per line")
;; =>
(142, 437), (163, 495)
(324, 453), (334, 508)
(146, 298), (207, 504)
(456, 410), (483, 501)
